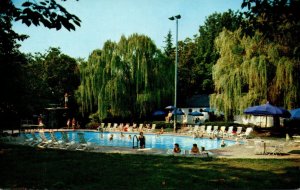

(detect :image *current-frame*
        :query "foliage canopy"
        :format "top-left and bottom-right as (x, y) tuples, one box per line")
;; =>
(77, 34), (173, 121)
(211, 29), (299, 120)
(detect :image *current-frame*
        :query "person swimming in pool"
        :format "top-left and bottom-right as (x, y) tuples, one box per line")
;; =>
(138, 132), (145, 148)
(109, 134), (114, 141)
(221, 139), (226, 147)
(190, 143), (200, 154)
(173, 143), (181, 153)
(120, 132), (125, 138)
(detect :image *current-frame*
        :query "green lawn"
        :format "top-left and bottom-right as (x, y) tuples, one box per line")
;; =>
(1, 143), (300, 190)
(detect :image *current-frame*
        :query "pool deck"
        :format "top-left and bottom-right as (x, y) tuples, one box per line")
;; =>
(89, 139), (300, 159)
(3, 129), (300, 159)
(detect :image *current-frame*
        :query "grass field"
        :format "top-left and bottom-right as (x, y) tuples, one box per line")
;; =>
(1, 143), (300, 189)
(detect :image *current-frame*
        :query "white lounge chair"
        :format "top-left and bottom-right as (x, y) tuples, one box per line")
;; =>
(131, 123), (137, 131)
(268, 142), (285, 155)
(205, 125), (212, 136)
(188, 125), (199, 135)
(238, 127), (253, 139)
(123, 123), (130, 132)
(19, 132), (41, 146)
(75, 132), (95, 151)
(105, 123), (112, 131)
(126, 124), (133, 132)
(199, 125), (205, 133)
(97, 123), (105, 131)
(212, 126), (219, 135)
(223, 126), (234, 138)
(47, 131), (65, 149)
(138, 124), (144, 132)
(235, 127), (243, 136)
(60, 131), (76, 150)
(194, 125), (202, 137)
(147, 124), (156, 133)
(220, 126), (226, 137)
(117, 123), (124, 131)
(37, 131), (52, 148)
(110, 123), (118, 132)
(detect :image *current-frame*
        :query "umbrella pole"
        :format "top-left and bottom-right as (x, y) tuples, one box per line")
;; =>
(260, 116), (262, 127)
(265, 116), (267, 128)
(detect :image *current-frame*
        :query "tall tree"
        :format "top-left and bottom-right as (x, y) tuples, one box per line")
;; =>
(210, 29), (299, 120)
(0, 0), (80, 128)
(195, 10), (243, 94)
(209, 0), (300, 121)
(177, 38), (198, 105)
(242, 0), (300, 46)
(163, 30), (174, 57)
(77, 34), (173, 121)
(0, 0), (28, 127)
(24, 48), (80, 112)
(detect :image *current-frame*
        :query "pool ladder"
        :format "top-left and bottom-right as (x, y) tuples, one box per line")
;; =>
(132, 135), (139, 149)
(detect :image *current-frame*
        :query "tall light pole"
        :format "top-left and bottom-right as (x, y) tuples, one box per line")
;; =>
(169, 14), (181, 132)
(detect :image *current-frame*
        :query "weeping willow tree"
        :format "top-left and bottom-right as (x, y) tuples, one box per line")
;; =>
(210, 29), (300, 120)
(77, 34), (173, 120)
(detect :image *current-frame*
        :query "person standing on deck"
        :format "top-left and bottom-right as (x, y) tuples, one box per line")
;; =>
(66, 119), (71, 128)
(72, 118), (76, 129)
(64, 93), (69, 108)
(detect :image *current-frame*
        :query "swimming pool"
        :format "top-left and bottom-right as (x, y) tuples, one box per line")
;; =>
(39, 131), (236, 150)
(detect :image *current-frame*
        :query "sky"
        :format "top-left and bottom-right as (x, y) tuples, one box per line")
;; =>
(12, 0), (244, 60)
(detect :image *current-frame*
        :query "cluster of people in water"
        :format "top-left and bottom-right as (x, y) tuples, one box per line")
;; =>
(106, 132), (146, 148)
(107, 132), (133, 141)
(172, 141), (226, 155)
(104, 131), (227, 154)
(173, 143), (206, 155)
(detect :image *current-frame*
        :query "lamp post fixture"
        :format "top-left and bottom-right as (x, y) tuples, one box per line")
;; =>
(169, 14), (181, 132)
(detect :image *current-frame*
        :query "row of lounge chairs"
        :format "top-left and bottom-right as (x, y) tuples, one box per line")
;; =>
(97, 123), (157, 133)
(183, 125), (253, 139)
(6, 131), (96, 151)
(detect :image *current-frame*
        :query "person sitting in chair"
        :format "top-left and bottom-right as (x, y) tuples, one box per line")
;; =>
(156, 127), (164, 135)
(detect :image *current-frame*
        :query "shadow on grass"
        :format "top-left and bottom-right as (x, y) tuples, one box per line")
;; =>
(0, 143), (300, 190)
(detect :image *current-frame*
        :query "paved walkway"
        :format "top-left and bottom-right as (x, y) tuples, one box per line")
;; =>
(87, 139), (300, 159)
(86, 132), (300, 159)
(209, 140), (300, 159)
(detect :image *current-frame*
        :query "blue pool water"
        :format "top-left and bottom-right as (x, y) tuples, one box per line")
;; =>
(36, 131), (236, 150)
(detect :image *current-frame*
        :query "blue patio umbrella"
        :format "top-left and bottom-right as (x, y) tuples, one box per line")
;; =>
(244, 102), (291, 118)
(202, 107), (215, 113)
(172, 109), (185, 115)
(244, 102), (291, 127)
(152, 110), (166, 116)
(290, 108), (300, 120)
(188, 111), (204, 116)
(165, 105), (175, 110)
